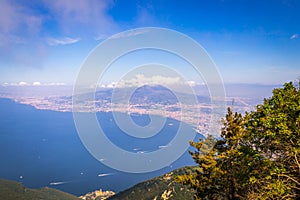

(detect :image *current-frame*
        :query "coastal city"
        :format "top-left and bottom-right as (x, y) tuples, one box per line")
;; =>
(0, 85), (255, 136)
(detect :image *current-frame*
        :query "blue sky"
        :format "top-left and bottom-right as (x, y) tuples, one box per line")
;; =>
(0, 0), (299, 85)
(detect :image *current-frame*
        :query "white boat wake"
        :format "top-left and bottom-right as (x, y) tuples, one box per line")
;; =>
(98, 173), (113, 177)
(49, 181), (71, 186)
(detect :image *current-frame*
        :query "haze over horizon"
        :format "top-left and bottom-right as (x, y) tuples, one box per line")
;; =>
(0, 0), (299, 85)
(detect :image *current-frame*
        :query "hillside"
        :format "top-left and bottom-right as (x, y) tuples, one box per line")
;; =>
(108, 167), (195, 200)
(0, 178), (79, 200)
(0, 167), (196, 200)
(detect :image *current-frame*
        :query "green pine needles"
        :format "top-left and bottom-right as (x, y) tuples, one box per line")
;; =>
(176, 82), (300, 200)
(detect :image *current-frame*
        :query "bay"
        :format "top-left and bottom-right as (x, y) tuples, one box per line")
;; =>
(0, 98), (200, 196)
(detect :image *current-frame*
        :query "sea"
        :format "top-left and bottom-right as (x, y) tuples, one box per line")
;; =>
(0, 98), (200, 196)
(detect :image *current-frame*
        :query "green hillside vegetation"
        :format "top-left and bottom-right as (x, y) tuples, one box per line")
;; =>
(109, 167), (196, 200)
(177, 82), (300, 199)
(0, 178), (79, 200)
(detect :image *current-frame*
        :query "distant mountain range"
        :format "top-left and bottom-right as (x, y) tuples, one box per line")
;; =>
(74, 84), (211, 105)
(0, 83), (273, 116)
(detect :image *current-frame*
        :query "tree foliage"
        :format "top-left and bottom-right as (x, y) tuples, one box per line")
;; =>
(176, 82), (300, 199)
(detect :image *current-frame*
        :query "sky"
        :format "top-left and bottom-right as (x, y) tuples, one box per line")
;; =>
(0, 0), (299, 85)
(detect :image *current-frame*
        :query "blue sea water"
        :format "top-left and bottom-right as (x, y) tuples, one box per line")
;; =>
(0, 98), (200, 196)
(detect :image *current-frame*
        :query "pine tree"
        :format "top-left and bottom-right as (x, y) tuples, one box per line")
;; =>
(177, 82), (300, 199)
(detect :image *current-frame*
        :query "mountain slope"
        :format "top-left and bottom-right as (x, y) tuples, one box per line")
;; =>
(0, 178), (79, 200)
(108, 167), (195, 200)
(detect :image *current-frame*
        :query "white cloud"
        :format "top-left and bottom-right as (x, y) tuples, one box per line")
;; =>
(33, 82), (41, 86)
(110, 29), (150, 39)
(0, 0), (45, 67)
(290, 34), (298, 40)
(2, 82), (67, 87)
(0, 0), (117, 69)
(98, 75), (202, 95)
(18, 81), (29, 86)
(0, 0), (42, 35)
(0, 0), (20, 34)
(47, 37), (81, 46)
(107, 83), (116, 88)
(46, 82), (66, 86)
(187, 80), (196, 87)
(113, 74), (184, 88)
(43, 0), (117, 36)
(0, 1), (44, 47)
